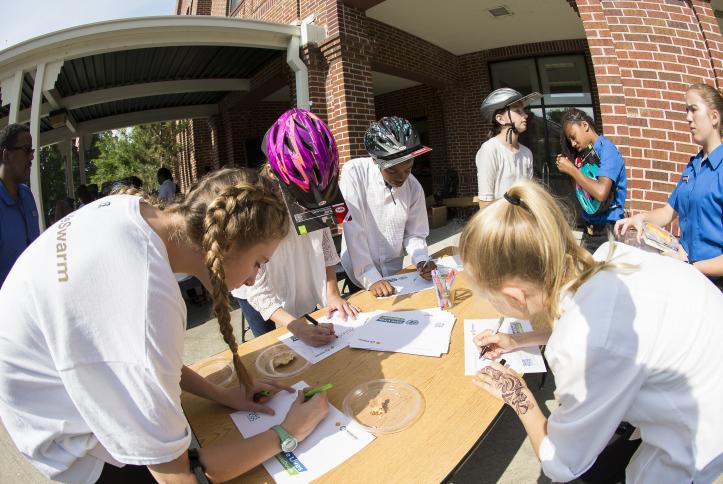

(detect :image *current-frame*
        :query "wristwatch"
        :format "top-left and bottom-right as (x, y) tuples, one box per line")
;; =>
(271, 425), (298, 453)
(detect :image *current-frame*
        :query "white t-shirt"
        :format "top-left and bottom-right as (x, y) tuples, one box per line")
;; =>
(0, 195), (190, 483)
(231, 221), (340, 321)
(540, 242), (723, 483)
(340, 157), (430, 289)
(475, 136), (533, 202)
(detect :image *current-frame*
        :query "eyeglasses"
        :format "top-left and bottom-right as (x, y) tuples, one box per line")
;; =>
(6, 144), (34, 155)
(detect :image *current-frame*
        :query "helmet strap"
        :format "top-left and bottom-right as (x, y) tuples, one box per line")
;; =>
(504, 107), (518, 144)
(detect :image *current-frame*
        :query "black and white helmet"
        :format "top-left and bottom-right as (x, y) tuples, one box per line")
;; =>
(364, 116), (432, 170)
(480, 88), (542, 123)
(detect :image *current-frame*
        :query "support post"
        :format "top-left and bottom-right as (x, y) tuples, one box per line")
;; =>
(29, 64), (46, 230)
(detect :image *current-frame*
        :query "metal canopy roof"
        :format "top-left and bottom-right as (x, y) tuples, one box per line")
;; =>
(56, 46), (280, 96)
(0, 15), (312, 229)
(0, 16), (306, 146)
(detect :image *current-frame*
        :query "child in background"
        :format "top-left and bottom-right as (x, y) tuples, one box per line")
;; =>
(232, 109), (358, 346)
(555, 108), (627, 253)
(476, 88), (541, 211)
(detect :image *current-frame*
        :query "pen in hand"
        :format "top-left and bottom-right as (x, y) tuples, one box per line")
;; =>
(479, 316), (505, 359)
(304, 313), (336, 338)
(304, 314), (320, 326)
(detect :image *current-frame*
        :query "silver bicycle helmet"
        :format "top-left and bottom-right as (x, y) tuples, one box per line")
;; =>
(480, 88), (542, 122)
(364, 116), (432, 170)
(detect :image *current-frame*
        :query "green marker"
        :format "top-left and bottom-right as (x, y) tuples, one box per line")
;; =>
(304, 383), (333, 401)
(252, 390), (272, 403)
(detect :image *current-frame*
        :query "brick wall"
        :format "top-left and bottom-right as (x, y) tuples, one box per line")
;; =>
(229, 0), (298, 23)
(576, 0), (720, 213)
(211, 0), (228, 16)
(374, 84), (447, 193)
(173, 0), (723, 210)
(367, 18), (460, 88)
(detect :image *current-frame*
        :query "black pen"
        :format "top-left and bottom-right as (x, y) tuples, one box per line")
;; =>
(304, 314), (320, 326)
(479, 316), (505, 359)
(304, 313), (336, 337)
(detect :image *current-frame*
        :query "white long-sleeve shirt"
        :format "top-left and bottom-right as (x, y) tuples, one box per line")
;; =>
(540, 242), (723, 483)
(339, 157), (430, 289)
(231, 221), (340, 321)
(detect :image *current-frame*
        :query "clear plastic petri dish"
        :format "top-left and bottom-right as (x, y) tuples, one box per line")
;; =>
(195, 356), (235, 386)
(343, 379), (424, 434)
(255, 344), (310, 380)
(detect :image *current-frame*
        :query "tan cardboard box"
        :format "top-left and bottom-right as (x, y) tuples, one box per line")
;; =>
(428, 205), (448, 229)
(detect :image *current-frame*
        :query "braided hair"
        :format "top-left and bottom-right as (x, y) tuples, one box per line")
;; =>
(559, 108), (598, 159)
(115, 168), (289, 388)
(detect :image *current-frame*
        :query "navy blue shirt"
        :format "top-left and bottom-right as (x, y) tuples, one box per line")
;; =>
(668, 144), (723, 263)
(583, 135), (627, 225)
(0, 182), (40, 287)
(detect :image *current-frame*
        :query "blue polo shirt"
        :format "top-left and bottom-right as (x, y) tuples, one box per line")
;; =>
(668, 144), (723, 264)
(582, 135), (627, 225)
(0, 182), (40, 288)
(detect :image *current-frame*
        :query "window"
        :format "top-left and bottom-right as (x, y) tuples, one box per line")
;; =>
(228, 0), (243, 14)
(490, 55), (595, 211)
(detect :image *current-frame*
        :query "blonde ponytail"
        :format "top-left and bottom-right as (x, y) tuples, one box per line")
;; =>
(460, 181), (624, 326)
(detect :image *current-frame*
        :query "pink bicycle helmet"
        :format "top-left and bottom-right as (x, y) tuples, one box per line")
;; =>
(264, 108), (339, 210)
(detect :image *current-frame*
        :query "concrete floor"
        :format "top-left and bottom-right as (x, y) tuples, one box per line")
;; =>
(1, 218), (720, 484)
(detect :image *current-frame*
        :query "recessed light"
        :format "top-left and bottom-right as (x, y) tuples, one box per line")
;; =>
(489, 6), (512, 17)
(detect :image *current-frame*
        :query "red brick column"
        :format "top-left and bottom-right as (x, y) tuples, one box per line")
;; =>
(313, 4), (376, 163)
(301, 44), (330, 122)
(691, 0), (723, 89)
(574, 0), (719, 215)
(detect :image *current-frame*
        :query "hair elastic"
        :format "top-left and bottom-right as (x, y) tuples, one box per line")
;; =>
(503, 192), (522, 206)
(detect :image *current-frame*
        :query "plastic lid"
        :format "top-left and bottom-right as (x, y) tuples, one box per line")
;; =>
(195, 356), (235, 386)
(343, 379), (424, 434)
(255, 344), (310, 379)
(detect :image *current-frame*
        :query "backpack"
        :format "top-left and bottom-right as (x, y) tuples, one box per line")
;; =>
(574, 144), (616, 216)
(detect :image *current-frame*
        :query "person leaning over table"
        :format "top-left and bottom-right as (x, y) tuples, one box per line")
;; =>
(616, 83), (723, 288)
(0, 168), (328, 484)
(340, 116), (436, 298)
(232, 108), (359, 346)
(460, 180), (722, 483)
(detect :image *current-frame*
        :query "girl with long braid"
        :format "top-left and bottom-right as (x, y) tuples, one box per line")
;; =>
(0, 168), (329, 483)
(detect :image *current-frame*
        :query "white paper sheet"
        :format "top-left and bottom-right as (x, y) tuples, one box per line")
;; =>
(464, 319), (546, 375)
(277, 311), (383, 365)
(434, 255), (464, 272)
(349, 309), (456, 357)
(377, 272), (434, 298)
(230, 381), (375, 484)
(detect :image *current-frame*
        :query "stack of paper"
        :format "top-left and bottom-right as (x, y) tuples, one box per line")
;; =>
(231, 381), (375, 484)
(378, 272), (434, 298)
(434, 255), (464, 272)
(277, 311), (383, 365)
(349, 308), (456, 357)
(463, 318), (546, 375)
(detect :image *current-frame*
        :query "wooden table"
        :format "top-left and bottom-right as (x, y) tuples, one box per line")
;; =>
(182, 247), (507, 483)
